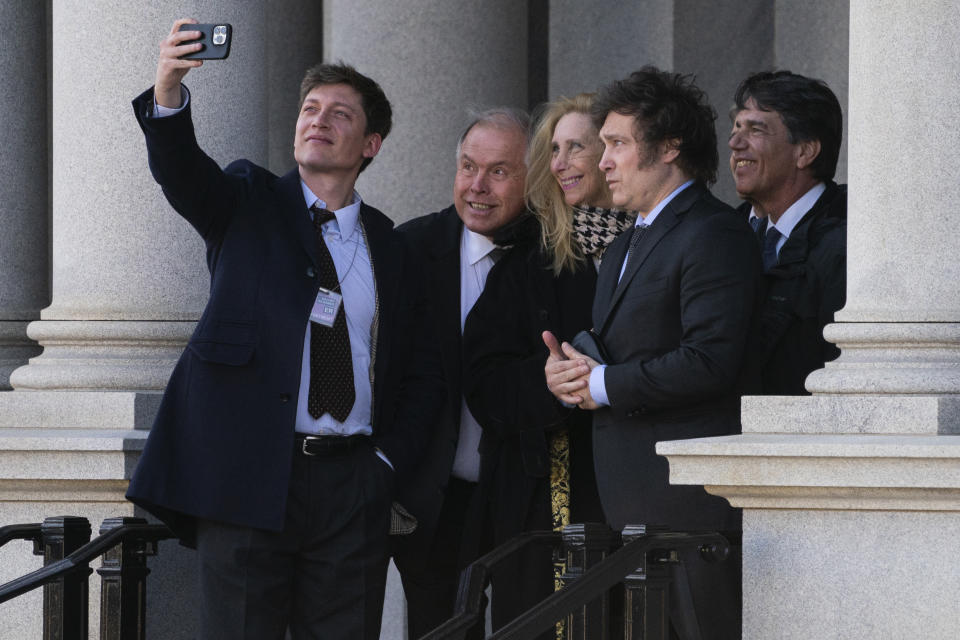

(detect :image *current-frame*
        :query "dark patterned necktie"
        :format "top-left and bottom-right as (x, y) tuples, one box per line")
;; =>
(308, 206), (355, 422)
(762, 225), (783, 272)
(619, 222), (650, 282)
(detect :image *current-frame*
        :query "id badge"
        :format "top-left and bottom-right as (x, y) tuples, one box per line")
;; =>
(310, 287), (342, 327)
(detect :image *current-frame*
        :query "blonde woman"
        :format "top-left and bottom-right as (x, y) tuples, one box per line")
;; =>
(462, 94), (633, 637)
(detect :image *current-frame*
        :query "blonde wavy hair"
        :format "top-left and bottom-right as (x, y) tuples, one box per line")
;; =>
(526, 93), (606, 275)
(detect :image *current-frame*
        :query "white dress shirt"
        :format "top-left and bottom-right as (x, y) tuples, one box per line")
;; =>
(767, 182), (826, 256)
(450, 227), (500, 482)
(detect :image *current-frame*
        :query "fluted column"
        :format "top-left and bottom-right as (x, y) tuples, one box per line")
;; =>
(324, 0), (528, 222)
(0, 1), (48, 389)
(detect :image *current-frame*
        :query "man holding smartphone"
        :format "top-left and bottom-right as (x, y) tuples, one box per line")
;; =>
(127, 19), (441, 640)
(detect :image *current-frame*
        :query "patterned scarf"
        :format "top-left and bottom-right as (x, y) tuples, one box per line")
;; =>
(571, 205), (636, 260)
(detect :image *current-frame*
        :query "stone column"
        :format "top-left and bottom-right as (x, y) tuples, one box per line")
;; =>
(657, 2), (960, 638)
(0, 2), (276, 637)
(548, 0), (674, 99)
(9, 2), (273, 392)
(266, 0), (324, 174)
(323, 3), (528, 634)
(324, 0), (528, 223)
(775, 0), (849, 184)
(548, 0), (776, 206)
(0, 1), (48, 389)
(675, 0), (775, 205)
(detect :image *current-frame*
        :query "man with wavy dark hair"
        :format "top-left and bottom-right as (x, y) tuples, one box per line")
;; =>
(545, 66), (760, 639)
(729, 70), (847, 395)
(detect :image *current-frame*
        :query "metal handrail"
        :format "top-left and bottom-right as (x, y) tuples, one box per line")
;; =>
(0, 522), (173, 604)
(421, 530), (560, 639)
(0, 523), (42, 550)
(422, 527), (734, 640)
(490, 531), (730, 640)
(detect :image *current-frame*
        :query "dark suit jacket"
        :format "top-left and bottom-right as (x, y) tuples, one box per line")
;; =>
(464, 243), (604, 544)
(591, 183), (758, 639)
(125, 87), (441, 545)
(393, 206), (464, 555)
(742, 182), (847, 394)
(591, 182), (760, 532)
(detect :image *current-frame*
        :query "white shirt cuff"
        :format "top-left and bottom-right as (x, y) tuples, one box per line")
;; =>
(589, 365), (610, 407)
(152, 86), (190, 118)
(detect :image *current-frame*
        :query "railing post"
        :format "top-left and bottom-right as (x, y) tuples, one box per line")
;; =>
(35, 516), (92, 640)
(621, 525), (672, 640)
(97, 517), (157, 640)
(560, 523), (619, 640)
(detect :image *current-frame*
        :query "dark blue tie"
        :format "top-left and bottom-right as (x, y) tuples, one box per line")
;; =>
(762, 226), (783, 272)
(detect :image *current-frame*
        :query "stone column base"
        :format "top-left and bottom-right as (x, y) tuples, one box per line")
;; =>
(9, 321), (194, 391)
(0, 321), (42, 390)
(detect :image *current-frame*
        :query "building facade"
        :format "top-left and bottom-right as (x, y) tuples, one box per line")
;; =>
(2, 1), (958, 638)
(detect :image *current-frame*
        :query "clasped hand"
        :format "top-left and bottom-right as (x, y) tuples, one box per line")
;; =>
(542, 330), (600, 410)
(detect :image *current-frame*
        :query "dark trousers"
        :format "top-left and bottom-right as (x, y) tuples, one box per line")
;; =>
(195, 438), (394, 640)
(393, 476), (485, 640)
(487, 477), (555, 640)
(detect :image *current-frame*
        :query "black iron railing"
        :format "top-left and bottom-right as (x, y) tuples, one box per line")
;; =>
(1, 517), (732, 639)
(0, 516), (174, 640)
(0, 522), (43, 549)
(422, 523), (735, 640)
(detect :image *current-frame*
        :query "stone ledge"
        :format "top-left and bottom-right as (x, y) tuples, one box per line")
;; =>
(0, 391), (162, 429)
(0, 429), (146, 482)
(656, 433), (960, 511)
(741, 395), (960, 435)
(0, 479), (132, 502)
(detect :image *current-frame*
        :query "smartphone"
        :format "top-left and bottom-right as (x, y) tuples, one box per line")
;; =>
(178, 23), (232, 60)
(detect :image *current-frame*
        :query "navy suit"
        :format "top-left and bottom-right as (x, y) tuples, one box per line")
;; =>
(125, 87), (441, 638)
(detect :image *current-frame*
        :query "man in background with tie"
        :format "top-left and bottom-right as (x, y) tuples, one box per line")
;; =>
(728, 71), (847, 394)
(393, 108), (531, 638)
(126, 19), (441, 639)
(544, 67), (760, 639)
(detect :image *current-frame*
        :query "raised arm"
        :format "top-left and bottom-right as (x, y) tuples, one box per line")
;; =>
(154, 18), (204, 108)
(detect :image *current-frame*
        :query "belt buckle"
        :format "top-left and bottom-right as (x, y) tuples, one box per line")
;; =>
(301, 435), (322, 456)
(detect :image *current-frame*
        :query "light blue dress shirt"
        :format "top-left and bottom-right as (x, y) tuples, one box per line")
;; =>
(152, 87), (384, 459)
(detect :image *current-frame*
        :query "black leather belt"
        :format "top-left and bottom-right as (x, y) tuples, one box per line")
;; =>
(294, 433), (370, 457)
